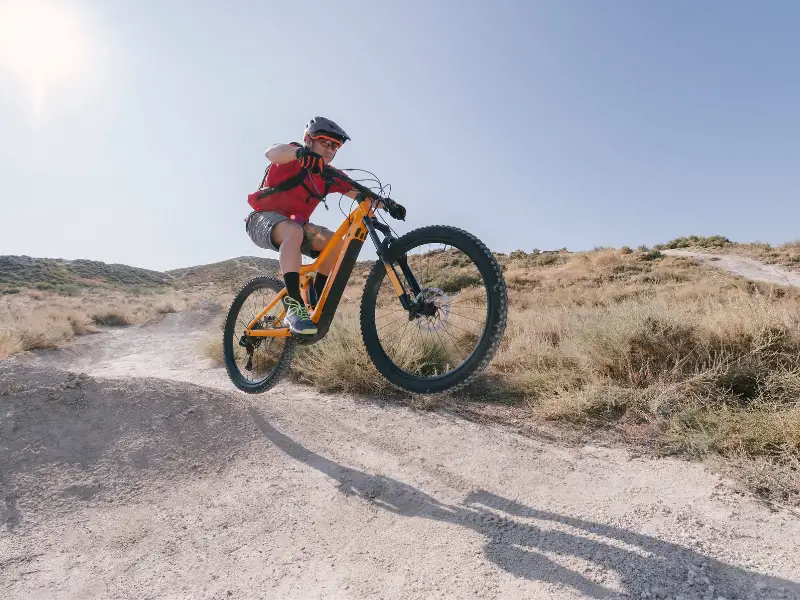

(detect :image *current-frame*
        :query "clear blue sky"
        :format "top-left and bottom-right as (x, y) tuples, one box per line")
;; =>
(1, 0), (798, 271)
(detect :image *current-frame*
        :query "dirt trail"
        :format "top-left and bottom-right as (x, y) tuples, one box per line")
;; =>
(2, 275), (800, 599)
(662, 249), (800, 287)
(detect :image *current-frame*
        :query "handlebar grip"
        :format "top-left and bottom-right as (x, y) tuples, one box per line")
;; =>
(384, 198), (406, 221)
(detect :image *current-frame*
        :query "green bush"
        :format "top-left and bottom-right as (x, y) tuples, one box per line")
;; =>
(659, 235), (733, 250)
(641, 250), (663, 261)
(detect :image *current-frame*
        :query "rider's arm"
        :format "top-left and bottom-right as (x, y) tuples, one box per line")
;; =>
(265, 143), (301, 164)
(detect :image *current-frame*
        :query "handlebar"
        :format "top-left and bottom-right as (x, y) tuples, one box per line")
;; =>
(322, 166), (406, 221)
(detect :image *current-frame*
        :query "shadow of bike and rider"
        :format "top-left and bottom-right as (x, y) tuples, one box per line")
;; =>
(249, 408), (799, 599)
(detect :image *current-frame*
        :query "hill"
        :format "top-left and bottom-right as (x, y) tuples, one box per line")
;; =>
(0, 255), (174, 293)
(0, 253), (406, 294)
(167, 256), (280, 288)
(0, 254), (284, 294)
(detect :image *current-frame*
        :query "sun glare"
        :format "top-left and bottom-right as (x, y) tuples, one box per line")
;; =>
(0, 0), (91, 116)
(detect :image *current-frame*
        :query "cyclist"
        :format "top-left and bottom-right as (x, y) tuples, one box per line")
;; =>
(245, 117), (359, 336)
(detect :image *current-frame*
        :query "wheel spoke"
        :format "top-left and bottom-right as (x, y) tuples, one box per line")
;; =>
(435, 325), (465, 364)
(386, 321), (412, 357)
(446, 311), (486, 324)
(442, 319), (481, 338)
(377, 312), (410, 333)
(375, 306), (408, 320)
(379, 315), (414, 342)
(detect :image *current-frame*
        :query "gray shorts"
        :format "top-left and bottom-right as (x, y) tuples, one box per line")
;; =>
(245, 211), (329, 259)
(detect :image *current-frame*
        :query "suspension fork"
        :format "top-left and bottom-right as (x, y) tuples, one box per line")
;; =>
(363, 218), (422, 308)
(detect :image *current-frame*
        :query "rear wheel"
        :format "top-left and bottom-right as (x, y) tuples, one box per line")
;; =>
(223, 276), (295, 394)
(360, 225), (507, 394)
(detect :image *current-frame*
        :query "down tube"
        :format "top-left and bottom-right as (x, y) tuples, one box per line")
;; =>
(311, 238), (365, 340)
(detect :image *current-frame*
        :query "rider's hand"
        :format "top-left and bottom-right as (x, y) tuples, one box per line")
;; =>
(295, 147), (324, 174)
(387, 201), (406, 221)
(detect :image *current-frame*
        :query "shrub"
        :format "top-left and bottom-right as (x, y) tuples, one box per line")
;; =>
(641, 250), (663, 261)
(91, 311), (130, 327)
(155, 301), (177, 314)
(59, 284), (82, 297)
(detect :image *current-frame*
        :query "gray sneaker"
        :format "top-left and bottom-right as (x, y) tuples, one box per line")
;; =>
(282, 297), (317, 335)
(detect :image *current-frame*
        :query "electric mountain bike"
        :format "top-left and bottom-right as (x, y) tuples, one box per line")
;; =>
(223, 166), (507, 395)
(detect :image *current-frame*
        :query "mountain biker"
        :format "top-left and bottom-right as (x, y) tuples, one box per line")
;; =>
(245, 116), (360, 336)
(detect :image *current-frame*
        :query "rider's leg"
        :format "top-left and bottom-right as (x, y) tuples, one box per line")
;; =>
(245, 212), (316, 334)
(303, 222), (341, 298)
(271, 220), (304, 303)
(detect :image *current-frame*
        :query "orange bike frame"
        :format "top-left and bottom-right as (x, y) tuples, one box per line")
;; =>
(245, 197), (406, 339)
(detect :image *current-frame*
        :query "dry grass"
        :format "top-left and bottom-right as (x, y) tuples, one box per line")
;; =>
(293, 309), (396, 396)
(722, 452), (800, 505)
(197, 334), (224, 365)
(0, 306), (99, 357)
(0, 328), (24, 359)
(0, 287), (223, 358)
(91, 310), (131, 327)
(197, 312), (227, 366)
(155, 301), (177, 314)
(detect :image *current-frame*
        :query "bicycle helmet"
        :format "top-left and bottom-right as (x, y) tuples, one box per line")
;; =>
(304, 116), (351, 145)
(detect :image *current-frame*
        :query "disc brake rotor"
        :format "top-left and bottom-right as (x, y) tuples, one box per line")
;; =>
(414, 287), (451, 332)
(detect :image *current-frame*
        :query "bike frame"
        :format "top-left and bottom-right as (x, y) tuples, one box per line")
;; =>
(244, 171), (410, 343)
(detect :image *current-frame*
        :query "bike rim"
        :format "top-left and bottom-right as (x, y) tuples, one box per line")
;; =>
(229, 285), (289, 386)
(374, 241), (490, 380)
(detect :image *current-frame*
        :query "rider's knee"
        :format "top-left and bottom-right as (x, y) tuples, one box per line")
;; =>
(275, 220), (303, 246)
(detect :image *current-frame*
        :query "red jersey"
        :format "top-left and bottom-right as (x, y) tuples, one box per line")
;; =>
(247, 152), (353, 223)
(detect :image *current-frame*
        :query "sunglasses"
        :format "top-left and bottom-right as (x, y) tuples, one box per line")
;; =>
(311, 135), (342, 151)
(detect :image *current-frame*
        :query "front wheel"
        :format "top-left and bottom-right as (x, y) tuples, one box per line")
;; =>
(360, 225), (507, 394)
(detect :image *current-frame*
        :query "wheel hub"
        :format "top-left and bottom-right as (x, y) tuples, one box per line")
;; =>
(412, 287), (451, 332)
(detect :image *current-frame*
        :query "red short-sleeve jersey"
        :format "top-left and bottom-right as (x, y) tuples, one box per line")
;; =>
(247, 148), (353, 223)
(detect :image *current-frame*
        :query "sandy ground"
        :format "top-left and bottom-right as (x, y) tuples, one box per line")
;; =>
(2, 258), (800, 600)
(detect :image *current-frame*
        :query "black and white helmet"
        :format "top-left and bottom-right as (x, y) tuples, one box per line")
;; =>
(304, 116), (351, 144)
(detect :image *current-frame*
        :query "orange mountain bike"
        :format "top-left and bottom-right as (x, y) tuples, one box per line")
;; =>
(223, 166), (507, 395)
